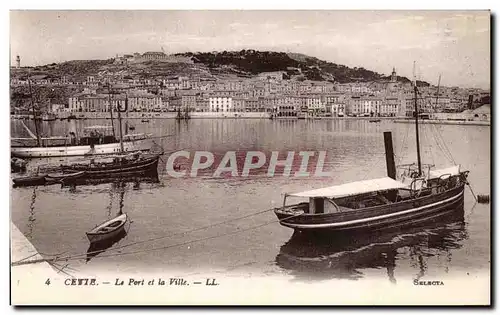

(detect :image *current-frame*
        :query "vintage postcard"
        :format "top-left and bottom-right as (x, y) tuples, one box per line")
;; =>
(9, 10), (491, 305)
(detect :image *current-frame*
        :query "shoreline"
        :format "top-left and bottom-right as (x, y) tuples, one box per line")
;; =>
(392, 119), (490, 126)
(11, 113), (490, 126)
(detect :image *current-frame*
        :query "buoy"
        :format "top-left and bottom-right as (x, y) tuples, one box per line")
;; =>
(477, 194), (490, 204)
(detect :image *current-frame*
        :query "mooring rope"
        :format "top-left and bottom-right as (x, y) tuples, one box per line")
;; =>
(11, 207), (300, 266)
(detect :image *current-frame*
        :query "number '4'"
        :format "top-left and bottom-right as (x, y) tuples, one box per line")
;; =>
(45, 278), (50, 285)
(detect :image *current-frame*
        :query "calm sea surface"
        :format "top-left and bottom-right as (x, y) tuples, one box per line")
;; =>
(11, 119), (490, 282)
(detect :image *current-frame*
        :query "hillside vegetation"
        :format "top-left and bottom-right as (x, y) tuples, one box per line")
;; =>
(12, 50), (429, 85)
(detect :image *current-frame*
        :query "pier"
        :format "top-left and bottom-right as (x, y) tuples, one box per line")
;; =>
(11, 222), (57, 304)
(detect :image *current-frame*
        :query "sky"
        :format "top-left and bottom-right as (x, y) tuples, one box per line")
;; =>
(10, 10), (491, 89)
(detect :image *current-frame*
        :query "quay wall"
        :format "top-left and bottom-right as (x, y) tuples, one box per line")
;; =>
(11, 222), (57, 304)
(393, 119), (490, 126)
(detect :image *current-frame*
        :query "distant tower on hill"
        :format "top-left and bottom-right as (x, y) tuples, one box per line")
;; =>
(391, 67), (397, 82)
(16, 55), (20, 68)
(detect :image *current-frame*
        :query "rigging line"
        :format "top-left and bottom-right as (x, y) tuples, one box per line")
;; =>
(429, 126), (452, 164)
(396, 123), (410, 165)
(466, 200), (479, 222)
(421, 124), (434, 166)
(433, 125), (456, 165)
(12, 252), (38, 264)
(395, 125), (409, 167)
(12, 212), (303, 266)
(435, 127), (455, 164)
(415, 93), (456, 164)
(64, 212), (305, 262)
(426, 123), (450, 163)
(12, 206), (280, 264)
(361, 152), (386, 180)
(49, 261), (76, 279)
(51, 261), (81, 274)
(466, 183), (478, 203)
(13, 249), (70, 265)
(429, 124), (455, 164)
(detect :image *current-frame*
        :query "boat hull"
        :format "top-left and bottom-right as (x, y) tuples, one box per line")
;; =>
(12, 175), (46, 188)
(87, 226), (126, 243)
(86, 214), (127, 243)
(11, 139), (152, 158)
(61, 156), (159, 179)
(274, 185), (465, 233)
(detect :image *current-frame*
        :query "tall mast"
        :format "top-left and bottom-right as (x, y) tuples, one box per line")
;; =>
(117, 96), (124, 153)
(117, 100), (127, 153)
(108, 83), (116, 139)
(435, 74), (441, 112)
(413, 61), (422, 176)
(27, 72), (41, 147)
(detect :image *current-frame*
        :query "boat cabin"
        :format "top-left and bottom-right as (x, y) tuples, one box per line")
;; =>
(79, 125), (118, 145)
(282, 166), (464, 215)
(283, 177), (408, 214)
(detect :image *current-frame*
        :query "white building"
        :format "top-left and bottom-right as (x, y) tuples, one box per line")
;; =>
(331, 104), (345, 117)
(68, 96), (84, 112)
(306, 97), (325, 112)
(209, 97), (233, 112)
(127, 92), (163, 112)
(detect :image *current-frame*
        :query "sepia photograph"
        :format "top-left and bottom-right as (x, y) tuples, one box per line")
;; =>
(9, 8), (491, 305)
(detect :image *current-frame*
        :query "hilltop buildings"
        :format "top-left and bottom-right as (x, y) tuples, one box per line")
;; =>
(10, 58), (488, 118)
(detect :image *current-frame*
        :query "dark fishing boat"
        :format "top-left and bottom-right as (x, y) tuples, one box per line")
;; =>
(274, 65), (470, 234)
(369, 119), (381, 123)
(86, 213), (128, 243)
(60, 154), (160, 179)
(12, 175), (47, 188)
(12, 171), (86, 188)
(58, 89), (161, 180)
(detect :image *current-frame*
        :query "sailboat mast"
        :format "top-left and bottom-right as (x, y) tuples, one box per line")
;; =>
(117, 95), (124, 153)
(27, 73), (41, 147)
(108, 83), (116, 139)
(435, 74), (441, 112)
(413, 62), (422, 176)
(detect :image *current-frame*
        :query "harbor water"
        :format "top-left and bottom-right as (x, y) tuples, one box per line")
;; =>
(10, 119), (490, 283)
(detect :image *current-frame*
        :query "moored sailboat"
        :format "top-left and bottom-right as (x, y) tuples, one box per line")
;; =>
(11, 124), (153, 158)
(274, 64), (470, 234)
(56, 90), (162, 180)
(11, 79), (153, 158)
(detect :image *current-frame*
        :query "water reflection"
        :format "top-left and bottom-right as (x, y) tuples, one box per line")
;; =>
(26, 187), (37, 239)
(276, 206), (468, 282)
(61, 174), (160, 189)
(86, 229), (127, 262)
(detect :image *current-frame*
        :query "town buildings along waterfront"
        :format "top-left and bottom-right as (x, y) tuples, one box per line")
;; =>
(10, 51), (491, 121)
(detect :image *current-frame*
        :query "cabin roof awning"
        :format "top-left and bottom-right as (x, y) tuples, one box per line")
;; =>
(428, 165), (460, 179)
(288, 177), (408, 199)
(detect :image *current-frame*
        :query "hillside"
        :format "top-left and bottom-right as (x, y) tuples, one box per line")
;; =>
(11, 50), (430, 86)
(176, 50), (429, 85)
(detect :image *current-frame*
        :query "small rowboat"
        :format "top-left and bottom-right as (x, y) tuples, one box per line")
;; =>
(86, 213), (128, 243)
